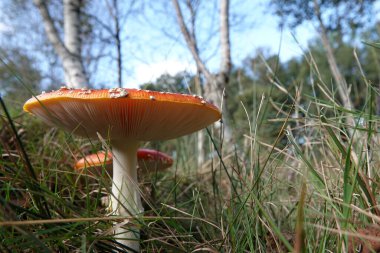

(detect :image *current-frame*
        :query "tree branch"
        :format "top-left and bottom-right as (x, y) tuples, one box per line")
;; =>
(313, 0), (353, 111)
(172, 0), (212, 81)
(33, 0), (68, 60)
(34, 0), (88, 88)
(219, 0), (231, 78)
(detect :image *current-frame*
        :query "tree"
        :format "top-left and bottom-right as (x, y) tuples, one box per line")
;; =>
(0, 48), (41, 112)
(171, 0), (232, 166)
(172, 0), (232, 136)
(2, 0), (140, 89)
(87, 0), (139, 88)
(361, 22), (380, 114)
(270, 0), (376, 124)
(141, 71), (193, 92)
(34, 0), (88, 88)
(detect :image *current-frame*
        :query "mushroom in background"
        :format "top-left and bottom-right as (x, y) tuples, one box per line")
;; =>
(74, 151), (113, 175)
(24, 87), (221, 251)
(74, 149), (173, 208)
(74, 148), (173, 176)
(348, 226), (380, 253)
(136, 148), (173, 174)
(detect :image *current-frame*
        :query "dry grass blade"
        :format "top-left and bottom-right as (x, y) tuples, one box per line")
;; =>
(294, 182), (306, 253)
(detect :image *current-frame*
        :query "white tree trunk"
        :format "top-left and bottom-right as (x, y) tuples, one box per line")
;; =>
(313, 0), (356, 139)
(204, 0), (232, 142)
(64, 0), (81, 58)
(34, 0), (88, 88)
(194, 71), (205, 167)
(172, 0), (232, 142)
(63, 0), (87, 87)
(171, 0), (213, 81)
(112, 0), (123, 88)
(313, 0), (353, 112)
(220, 0), (231, 79)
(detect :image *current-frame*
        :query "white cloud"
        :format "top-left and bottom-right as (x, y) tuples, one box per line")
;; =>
(128, 59), (196, 88)
(0, 22), (12, 33)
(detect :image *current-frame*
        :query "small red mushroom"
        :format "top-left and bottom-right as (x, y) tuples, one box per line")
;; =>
(74, 149), (173, 176)
(348, 226), (380, 253)
(75, 149), (173, 208)
(74, 151), (113, 174)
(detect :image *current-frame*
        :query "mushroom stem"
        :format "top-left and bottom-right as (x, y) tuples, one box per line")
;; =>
(111, 140), (142, 251)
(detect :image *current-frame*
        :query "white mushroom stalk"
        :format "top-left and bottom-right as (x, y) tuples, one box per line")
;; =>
(110, 140), (142, 250)
(73, 147), (174, 251)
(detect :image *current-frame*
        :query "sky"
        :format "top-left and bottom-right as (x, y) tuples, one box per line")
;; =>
(0, 0), (318, 89)
(2, 0), (380, 90)
(0, 0), (355, 90)
(95, 0), (316, 88)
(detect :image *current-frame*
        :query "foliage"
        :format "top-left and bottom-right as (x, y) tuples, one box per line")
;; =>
(270, 0), (375, 37)
(140, 71), (193, 93)
(0, 48), (41, 112)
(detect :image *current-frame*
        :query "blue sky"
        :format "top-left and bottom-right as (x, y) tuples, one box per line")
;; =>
(94, 0), (316, 88)
(2, 0), (379, 90)
(3, 0), (365, 89)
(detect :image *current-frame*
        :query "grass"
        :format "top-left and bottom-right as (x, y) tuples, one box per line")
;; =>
(1, 63), (380, 252)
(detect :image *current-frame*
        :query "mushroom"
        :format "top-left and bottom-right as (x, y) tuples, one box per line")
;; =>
(348, 226), (380, 253)
(23, 87), (221, 251)
(136, 148), (173, 174)
(74, 151), (113, 175)
(74, 148), (173, 176)
(74, 149), (173, 208)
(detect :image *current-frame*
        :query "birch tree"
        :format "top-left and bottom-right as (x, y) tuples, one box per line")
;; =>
(312, 0), (353, 112)
(34, 0), (88, 88)
(88, 0), (138, 88)
(270, 0), (375, 121)
(172, 0), (232, 145)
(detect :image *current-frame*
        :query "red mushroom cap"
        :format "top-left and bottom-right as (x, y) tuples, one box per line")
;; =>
(24, 88), (221, 141)
(348, 226), (380, 253)
(74, 151), (113, 174)
(137, 148), (173, 172)
(75, 149), (173, 175)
